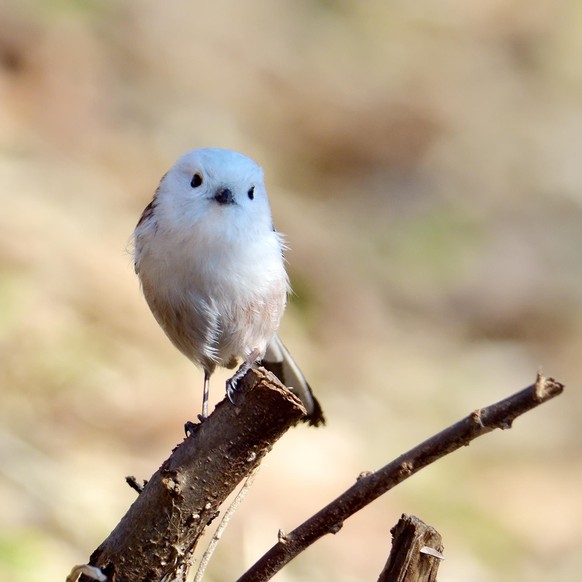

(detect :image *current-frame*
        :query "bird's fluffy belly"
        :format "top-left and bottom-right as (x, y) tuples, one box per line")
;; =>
(140, 257), (286, 371)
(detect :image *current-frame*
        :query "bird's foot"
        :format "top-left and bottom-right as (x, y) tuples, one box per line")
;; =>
(226, 375), (240, 405)
(226, 350), (261, 405)
(184, 419), (202, 437)
(226, 363), (251, 405)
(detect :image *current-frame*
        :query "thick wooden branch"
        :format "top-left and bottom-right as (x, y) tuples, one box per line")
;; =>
(238, 373), (564, 581)
(79, 368), (305, 582)
(378, 514), (443, 582)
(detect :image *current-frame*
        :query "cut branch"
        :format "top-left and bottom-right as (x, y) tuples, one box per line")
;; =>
(378, 514), (443, 582)
(79, 368), (306, 582)
(238, 373), (564, 582)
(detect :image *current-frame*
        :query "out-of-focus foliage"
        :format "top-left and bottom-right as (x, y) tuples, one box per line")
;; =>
(1, 1), (580, 580)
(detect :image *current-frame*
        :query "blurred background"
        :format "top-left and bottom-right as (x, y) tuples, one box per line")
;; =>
(1, 0), (580, 580)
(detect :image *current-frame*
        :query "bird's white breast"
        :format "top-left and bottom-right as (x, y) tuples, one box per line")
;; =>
(136, 217), (288, 368)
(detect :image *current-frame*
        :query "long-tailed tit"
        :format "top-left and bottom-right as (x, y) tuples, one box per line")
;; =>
(132, 148), (324, 426)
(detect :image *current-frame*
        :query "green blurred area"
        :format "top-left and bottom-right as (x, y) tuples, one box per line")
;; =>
(1, 1), (580, 580)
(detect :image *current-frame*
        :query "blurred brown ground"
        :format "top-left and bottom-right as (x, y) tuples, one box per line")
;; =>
(1, 1), (581, 580)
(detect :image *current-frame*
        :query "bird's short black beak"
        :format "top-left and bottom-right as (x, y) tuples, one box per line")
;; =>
(213, 188), (235, 205)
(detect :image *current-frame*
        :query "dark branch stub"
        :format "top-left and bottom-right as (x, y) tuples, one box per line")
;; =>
(124, 475), (146, 495)
(378, 514), (444, 582)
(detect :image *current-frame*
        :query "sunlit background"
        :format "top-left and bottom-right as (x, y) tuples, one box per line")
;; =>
(1, 1), (581, 580)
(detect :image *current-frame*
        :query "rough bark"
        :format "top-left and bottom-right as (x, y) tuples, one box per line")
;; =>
(80, 368), (305, 582)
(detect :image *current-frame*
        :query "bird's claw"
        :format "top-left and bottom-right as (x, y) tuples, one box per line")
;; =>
(226, 358), (256, 406)
(226, 377), (238, 405)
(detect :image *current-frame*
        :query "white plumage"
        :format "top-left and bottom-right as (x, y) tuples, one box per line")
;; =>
(133, 148), (323, 425)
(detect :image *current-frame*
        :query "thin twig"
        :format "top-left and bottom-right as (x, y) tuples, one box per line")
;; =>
(193, 466), (261, 582)
(238, 373), (564, 582)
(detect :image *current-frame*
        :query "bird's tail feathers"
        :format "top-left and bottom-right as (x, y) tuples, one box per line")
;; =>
(263, 335), (325, 427)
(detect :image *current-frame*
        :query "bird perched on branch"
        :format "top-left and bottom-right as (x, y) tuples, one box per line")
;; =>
(132, 148), (324, 426)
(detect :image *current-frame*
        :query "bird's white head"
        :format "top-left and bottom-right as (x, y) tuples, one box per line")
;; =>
(153, 148), (273, 235)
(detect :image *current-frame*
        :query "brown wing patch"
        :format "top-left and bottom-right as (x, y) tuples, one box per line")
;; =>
(136, 196), (157, 229)
(135, 173), (166, 229)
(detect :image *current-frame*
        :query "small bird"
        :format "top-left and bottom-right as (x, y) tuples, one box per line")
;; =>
(132, 148), (324, 426)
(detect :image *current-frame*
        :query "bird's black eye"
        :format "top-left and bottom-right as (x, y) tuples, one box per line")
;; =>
(191, 173), (203, 188)
(247, 186), (255, 200)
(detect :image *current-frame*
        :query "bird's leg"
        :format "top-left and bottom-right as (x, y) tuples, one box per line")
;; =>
(185, 370), (212, 436)
(202, 369), (210, 419)
(226, 349), (261, 405)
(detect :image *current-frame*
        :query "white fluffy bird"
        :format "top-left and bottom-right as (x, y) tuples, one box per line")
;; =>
(132, 148), (324, 426)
